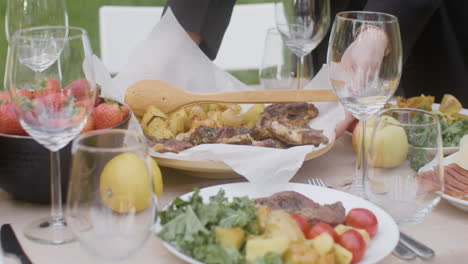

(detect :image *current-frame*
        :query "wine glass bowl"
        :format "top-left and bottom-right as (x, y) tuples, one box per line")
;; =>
(364, 108), (443, 225)
(275, 0), (330, 89)
(5, 0), (68, 43)
(328, 11), (402, 120)
(66, 129), (157, 260)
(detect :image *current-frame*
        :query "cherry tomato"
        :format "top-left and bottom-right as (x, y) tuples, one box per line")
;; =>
(338, 229), (367, 264)
(306, 223), (339, 242)
(290, 213), (310, 236)
(345, 208), (378, 237)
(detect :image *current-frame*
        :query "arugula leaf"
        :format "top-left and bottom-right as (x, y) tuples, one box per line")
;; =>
(253, 253), (286, 264)
(158, 189), (260, 264)
(193, 244), (244, 264)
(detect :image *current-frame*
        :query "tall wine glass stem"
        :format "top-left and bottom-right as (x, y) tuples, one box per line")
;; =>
(353, 119), (367, 194)
(296, 55), (305, 90)
(50, 151), (63, 223)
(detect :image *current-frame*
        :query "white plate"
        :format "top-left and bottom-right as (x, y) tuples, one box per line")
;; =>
(441, 193), (468, 212)
(436, 152), (468, 212)
(155, 182), (399, 264)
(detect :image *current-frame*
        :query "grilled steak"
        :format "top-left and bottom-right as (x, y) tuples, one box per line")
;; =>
(149, 138), (193, 153)
(256, 191), (346, 227)
(267, 121), (329, 146)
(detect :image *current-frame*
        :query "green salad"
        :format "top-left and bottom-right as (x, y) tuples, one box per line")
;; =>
(157, 189), (284, 264)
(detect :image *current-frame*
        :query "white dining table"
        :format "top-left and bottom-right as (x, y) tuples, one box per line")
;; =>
(1, 133), (467, 264)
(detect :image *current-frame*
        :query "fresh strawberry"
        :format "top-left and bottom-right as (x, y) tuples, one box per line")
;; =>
(80, 114), (95, 134)
(64, 79), (90, 100)
(33, 78), (61, 98)
(0, 103), (27, 135)
(121, 105), (130, 119)
(16, 89), (33, 99)
(34, 93), (67, 113)
(92, 102), (124, 130)
(0, 92), (10, 104)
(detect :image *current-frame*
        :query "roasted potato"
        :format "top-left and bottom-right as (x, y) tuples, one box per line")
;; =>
(221, 108), (243, 128)
(144, 118), (174, 140)
(140, 105), (168, 129)
(264, 210), (305, 242)
(333, 244), (352, 264)
(245, 237), (290, 263)
(168, 108), (187, 135)
(243, 104), (265, 127)
(215, 227), (245, 250)
(310, 233), (334, 256)
(256, 206), (271, 232)
(317, 253), (335, 264)
(185, 105), (207, 128)
(283, 242), (319, 264)
(207, 110), (224, 127)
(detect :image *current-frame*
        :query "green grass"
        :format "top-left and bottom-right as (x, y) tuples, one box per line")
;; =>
(0, 0), (273, 90)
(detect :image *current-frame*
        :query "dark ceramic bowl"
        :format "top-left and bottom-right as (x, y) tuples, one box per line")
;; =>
(0, 102), (130, 204)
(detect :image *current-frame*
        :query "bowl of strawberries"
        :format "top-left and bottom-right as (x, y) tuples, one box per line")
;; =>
(0, 78), (131, 203)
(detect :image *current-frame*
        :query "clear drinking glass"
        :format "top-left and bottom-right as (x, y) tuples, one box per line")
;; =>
(66, 129), (157, 260)
(259, 28), (308, 90)
(274, 0), (330, 89)
(364, 108), (443, 224)
(327, 11), (402, 195)
(5, 26), (96, 244)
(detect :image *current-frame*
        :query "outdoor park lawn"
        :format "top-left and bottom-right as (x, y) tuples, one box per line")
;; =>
(0, 0), (274, 90)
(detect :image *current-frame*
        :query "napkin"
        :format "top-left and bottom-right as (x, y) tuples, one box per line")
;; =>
(94, 9), (345, 185)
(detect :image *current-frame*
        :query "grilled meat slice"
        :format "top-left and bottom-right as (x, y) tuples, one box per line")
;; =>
(150, 138), (193, 153)
(252, 138), (287, 148)
(256, 191), (345, 227)
(267, 121), (329, 146)
(189, 126), (237, 145)
(259, 103), (319, 128)
(219, 134), (255, 145)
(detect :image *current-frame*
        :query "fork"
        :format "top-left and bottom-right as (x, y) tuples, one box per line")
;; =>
(307, 178), (421, 260)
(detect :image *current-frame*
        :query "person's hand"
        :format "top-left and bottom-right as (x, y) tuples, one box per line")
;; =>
(335, 111), (356, 138)
(341, 27), (388, 95)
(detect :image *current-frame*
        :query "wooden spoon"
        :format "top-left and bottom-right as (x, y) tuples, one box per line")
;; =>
(125, 80), (338, 116)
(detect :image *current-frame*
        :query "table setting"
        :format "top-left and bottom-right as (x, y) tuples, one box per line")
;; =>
(1, 0), (468, 264)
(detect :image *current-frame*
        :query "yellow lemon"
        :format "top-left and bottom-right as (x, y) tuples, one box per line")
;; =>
(150, 157), (163, 198)
(100, 152), (162, 213)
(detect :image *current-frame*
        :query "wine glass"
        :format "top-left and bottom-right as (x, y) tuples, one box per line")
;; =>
(5, 26), (96, 244)
(259, 28), (308, 90)
(327, 11), (402, 195)
(4, 0), (68, 86)
(364, 108), (443, 224)
(66, 129), (157, 260)
(5, 0), (68, 43)
(274, 0), (330, 90)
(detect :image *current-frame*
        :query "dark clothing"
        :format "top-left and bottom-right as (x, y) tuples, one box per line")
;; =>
(164, 0), (236, 60)
(166, 0), (468, 106)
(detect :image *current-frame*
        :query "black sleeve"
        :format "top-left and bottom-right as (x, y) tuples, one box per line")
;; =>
(164, 0), (236, 60)
(363, 0), (443, 62)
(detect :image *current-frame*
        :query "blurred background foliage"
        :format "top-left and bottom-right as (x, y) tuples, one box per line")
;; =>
(0, 0), (274, 90)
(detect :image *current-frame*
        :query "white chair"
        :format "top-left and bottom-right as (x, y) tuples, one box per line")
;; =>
(99, 4), (275, 74)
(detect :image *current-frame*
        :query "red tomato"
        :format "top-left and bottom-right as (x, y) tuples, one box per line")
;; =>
(289, 214), (310, 236)
(345, 208), (378, 237)
(306, 223), (339, 242)
(338, 229), (367, 264)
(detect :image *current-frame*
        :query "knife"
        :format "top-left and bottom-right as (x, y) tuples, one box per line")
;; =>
(1, 224), (33, 264)
(399, 232), (435, 259)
